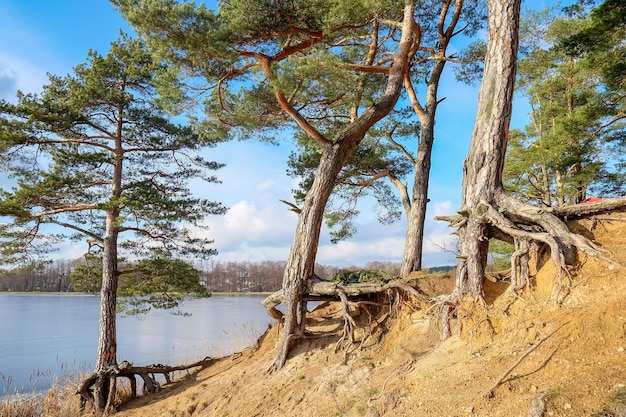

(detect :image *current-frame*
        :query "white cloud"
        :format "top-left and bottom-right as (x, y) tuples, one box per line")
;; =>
(423, 200), (459, 256)
(256, 179), (276, 194)
(312, 199), (459, 267)
(0, 62), (18, 100)
(200, 200), (297, 253)
(0, 58), (47, 99)
(317, 237), (405, 266)
(0, 0), (479, 273)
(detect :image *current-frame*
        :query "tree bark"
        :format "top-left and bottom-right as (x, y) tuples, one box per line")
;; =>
(400, 116), (433, 277)
(91, 113), (125, 414)
(92, 214), (120, 413)
(399, 0), (465, 277)
(400, 81), (441, 277)
(269, 1), (417, 371)
(263, 276), (428, 315)
(451, 0), (521, 300)
(435, 0), (626, 338)
(273, 144), (353, 369)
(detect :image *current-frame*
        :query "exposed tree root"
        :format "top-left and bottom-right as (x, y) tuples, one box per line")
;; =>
(262, 277), (429, 363)
(262, 277), (429, 321)
(435, 196), (626, 336)
(78, 357), (216, 413)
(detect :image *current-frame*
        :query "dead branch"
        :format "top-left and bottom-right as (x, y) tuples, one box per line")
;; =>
(262, 277), (429, 321)
(549, 196), (626, 218)
(485, 321), (568, 398)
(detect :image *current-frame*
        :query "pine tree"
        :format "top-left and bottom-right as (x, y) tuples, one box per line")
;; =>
(115, 0), (418, 370)
(504, 13), (626, 206)
(0, 35), (225, 412)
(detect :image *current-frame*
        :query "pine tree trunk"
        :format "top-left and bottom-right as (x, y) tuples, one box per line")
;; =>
(92, 116), (124, 414)
(86, 218), (119, 413)
(92, 213), (120, 413)
(272, 145), (352, 369)
(399, 0), (460, 277)
(434, 0), (626, 337)
(270, 1), (416, 370)
(400, 117), (434, 277)
(453, 0), (521, 297)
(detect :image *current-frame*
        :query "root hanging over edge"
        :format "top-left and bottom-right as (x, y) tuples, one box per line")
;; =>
(435, 195), (626, 337)
(262, 276), (431, 368)
(78, 357), (217, 413)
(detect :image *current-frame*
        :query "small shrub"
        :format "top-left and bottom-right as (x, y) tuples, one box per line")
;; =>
(333, 270), (390, 285)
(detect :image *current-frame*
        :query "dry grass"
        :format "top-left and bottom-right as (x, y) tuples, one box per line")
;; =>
(0, 374), (135, 417)
(208, 322), (269, 357)
(0, 375), (83, 417)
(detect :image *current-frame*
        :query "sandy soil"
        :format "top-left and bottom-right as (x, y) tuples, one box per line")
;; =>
(114, 215), (626, 417)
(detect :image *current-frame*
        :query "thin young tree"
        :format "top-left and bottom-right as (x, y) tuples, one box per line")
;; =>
(0, 36), (225, 412)
(115, 0), (419, 370)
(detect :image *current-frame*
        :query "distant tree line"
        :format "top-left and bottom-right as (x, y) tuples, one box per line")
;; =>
(0, 258), (416, 294)
(200, 260), (406, 293)
(0, 259), (79, 292)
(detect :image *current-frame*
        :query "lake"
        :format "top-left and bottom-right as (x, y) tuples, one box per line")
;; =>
(0, 293), (274, 396)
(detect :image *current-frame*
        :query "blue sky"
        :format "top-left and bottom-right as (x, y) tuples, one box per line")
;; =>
(0, 0), (554, 268)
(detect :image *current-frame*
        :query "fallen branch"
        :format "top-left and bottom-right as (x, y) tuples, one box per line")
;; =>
(485, 321), (569, 398)
(549, 196), (626, 218)
(262, 277), (429, 320)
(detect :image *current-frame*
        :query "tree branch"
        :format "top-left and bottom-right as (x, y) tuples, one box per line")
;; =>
(46, 218), (103, 242)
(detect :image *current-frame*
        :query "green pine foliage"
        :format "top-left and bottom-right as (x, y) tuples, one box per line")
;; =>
(113, 0), (400, 143)
(0, 35), (225, 305)
(504, 6), (626, 206)
(284, 0), (488, 244)
(287, 113), (414, 243)
(332, 269), (390, 285)
(117, 253), (208, 315)
(488, 239), (514, 271)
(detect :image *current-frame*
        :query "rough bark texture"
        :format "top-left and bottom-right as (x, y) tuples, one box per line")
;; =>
(93, 221), (119, 413)
(90, 117), (125, 414)
(435, 0), (626, 338)
(273, 145), (352, 370)
(269, 1), (417, 371)
(453, 0), (521, 298)
(432, 0), (521, 338)
(400, 0), (465, 278)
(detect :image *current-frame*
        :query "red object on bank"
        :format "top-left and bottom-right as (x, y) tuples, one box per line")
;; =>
(580, 197), (602, 203)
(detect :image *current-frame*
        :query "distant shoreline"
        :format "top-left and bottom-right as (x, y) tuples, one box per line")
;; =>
(0, 291), (272, 296)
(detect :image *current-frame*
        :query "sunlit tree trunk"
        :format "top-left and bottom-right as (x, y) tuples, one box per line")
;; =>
(93, 114), (125, 413)
(274, 144), (353, 367)
(271, 1), (416, 370)
(93, 213), (120, 412)
(400, 0), (465, 277)
(452, 0), (521, 298)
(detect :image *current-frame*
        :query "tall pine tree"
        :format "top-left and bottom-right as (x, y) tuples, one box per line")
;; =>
(504, 10), (626, 206)
(0, 35), (225, 412)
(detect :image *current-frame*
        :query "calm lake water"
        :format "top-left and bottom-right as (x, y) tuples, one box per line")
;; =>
(0, 293), (274, 396)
